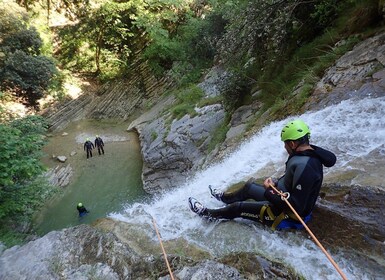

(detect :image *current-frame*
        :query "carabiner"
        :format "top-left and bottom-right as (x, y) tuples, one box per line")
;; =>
(281, 192), (290, 200)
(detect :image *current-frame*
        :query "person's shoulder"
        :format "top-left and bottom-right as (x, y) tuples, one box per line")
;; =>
(289, 154), (310, 165)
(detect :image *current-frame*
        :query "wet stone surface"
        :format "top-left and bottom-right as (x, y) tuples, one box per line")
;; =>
(309, 184), (385, 271)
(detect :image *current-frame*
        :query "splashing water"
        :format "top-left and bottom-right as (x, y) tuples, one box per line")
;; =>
(110, 96), (385, 280)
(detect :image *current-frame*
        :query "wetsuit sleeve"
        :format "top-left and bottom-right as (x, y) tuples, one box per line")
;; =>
(264, 186), (287, 212)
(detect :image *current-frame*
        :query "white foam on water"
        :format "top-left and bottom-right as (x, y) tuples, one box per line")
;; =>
(110, 96), (385, 280)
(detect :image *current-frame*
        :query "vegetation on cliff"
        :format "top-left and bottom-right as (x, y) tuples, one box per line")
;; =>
(0, 114), (55, 245)
(0, 0), (384, 246)
(1, 0), (383, 111)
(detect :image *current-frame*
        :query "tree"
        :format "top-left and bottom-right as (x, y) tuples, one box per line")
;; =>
(0, 115), (47, 219)
(85, 1), (138, 74)
(1, 27), (43, 55)
(0, 4), (59, 107)
(0, 50), (58, 107)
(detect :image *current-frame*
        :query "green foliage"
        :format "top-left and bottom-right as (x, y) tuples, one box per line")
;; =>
(0, 50), (58, 106)
(54, 0), (225, 82)
(151, 130), (158, 141)
(0, 4), (60, 107)
(0, 226), (27, 247)
(56, 25), (95, 72)
(0, 177), (56, 247)
(207, 119), (230, 152)
(0, 115), (51, 246)
(176, 84), (204, 104)
(0, 3), (28, 36)
(171, 103), (194, 119)
(57, 0), (143, 78)
(87, 1), (137, 73)
(220, 71), (253, 113)
(170, 85), (204, 119)
(197, 95), (223, 107)
(0, 115), (47, 189)
(1, 26), (42, 55)
(143, 37), (183, 76)
(138, 1), (192, 76)
(311, 0), (340, 29)
(142, 6), (227, 83)
(254, 0), (379, 112)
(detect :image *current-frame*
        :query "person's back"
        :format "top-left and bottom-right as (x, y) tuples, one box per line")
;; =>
(267, 145), (336, 217)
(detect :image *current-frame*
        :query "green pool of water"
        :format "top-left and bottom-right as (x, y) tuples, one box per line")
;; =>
(34, 119), (148, 235)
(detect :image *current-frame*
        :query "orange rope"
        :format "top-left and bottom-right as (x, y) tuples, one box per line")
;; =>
(269, 184), (348, 280)
(152, 218), (175, 280)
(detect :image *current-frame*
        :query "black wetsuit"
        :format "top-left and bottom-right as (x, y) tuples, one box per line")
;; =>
(77, 205), (89, 217)
(84, 140), (94, 158)
(205, 145), (336, 225)
(94, 137), (104, 155)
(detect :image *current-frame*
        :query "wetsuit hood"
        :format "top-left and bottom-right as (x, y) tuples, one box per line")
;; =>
(292, 144), (336, 167)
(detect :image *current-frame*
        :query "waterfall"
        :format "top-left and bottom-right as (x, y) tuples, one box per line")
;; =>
(110, 96), (385, 280)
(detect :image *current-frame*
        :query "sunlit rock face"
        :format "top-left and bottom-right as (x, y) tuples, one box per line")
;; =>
(133, 103), (225, 193)
(303, 32), (385, 111)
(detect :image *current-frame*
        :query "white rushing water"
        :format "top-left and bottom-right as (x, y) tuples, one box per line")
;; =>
(110, 96), (385, 280)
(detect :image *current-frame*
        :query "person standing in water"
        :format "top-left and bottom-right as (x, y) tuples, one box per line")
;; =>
(94, 135), (105, 155)
(188, 119), (337, 230)
(84, 138), (94, 159)
(77, 202), (89, 217)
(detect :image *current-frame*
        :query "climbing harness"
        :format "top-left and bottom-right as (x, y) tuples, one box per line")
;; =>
(259, 189), (310, 230)
(259, 204), (311, 230)
(152, 218), (175, 280)
(268, 184), (348, 280)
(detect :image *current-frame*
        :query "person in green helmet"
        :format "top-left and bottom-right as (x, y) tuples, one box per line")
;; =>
(188, 119), (337, 230)
(83, 138), (94, 159)
(77, 202), (89, 217)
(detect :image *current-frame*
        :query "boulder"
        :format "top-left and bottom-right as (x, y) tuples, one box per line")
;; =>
(57, 156), (67, 163)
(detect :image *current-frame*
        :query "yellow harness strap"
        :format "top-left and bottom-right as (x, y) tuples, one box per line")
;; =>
(260, 205), (301, 230)
(260, 205), (276, 222)
(271, 212), (287, 230)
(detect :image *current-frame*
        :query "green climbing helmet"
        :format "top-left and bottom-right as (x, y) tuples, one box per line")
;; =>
(281, 119), (310, 141)
(78, 203), (83, 207)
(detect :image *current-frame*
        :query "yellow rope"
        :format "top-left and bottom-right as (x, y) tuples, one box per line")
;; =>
(152, 218), (175, 280)
(269, 184), (348, 280)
